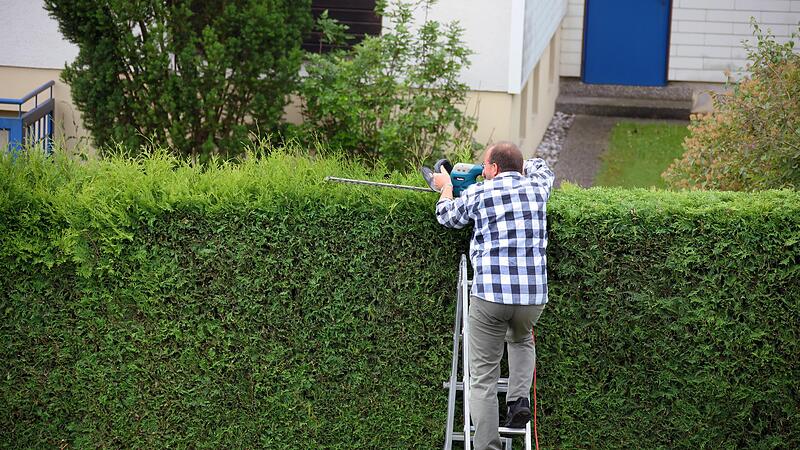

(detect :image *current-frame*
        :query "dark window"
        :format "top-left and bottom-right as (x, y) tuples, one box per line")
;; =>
(303, 0), (382, 53)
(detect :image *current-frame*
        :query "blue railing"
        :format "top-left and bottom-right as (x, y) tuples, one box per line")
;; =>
(0, 80), (55, 154)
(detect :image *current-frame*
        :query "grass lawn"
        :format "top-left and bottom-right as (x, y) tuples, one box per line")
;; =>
(594, 121), (690, 189)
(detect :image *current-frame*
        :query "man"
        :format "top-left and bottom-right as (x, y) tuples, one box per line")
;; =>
(432, 142), (554, 450)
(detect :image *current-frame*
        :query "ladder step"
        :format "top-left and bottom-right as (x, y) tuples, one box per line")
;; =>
(452, 434), (514, 450)
(451, 426), (529, 440)
(443, 377), (509, 392)
(452, 434), (515, 450)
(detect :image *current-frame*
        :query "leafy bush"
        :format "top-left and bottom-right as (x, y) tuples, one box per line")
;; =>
(2, 149), (799, 448)
(45, 0), (312, 161)
(296, 0), (477, 170)
(664, 23), (800, 191)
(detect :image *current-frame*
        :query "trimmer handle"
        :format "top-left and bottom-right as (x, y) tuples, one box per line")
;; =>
(421, 159), (454, 192)
(433, 159), (453, 175)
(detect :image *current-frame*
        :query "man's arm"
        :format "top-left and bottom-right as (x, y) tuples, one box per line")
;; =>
(523, 158), (555, 198)
(432, 167), (473, 228)
(435, 196), (472, 229)
(438, 180), (454, 202)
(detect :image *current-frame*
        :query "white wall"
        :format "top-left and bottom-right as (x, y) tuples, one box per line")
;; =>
(414, 0), (566, 93)
(1, 0), (565, 94)
(670, 0), (800, 82)
(521, 0), (567, 91)
(0, 0), (78, 69)
(410, 0), (512, 92)
(559, 0), (585, 77)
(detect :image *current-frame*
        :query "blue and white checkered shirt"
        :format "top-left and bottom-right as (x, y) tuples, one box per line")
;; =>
(436, 159), (554, 305)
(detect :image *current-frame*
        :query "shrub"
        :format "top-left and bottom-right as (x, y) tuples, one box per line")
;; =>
(663, 23), (800, 191)
(2, 149), (799, 448)
(44, 0), (312, 161)
(296, 0), (477, 170)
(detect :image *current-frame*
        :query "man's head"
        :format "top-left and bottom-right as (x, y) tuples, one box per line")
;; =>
(482, 141), (523, 180)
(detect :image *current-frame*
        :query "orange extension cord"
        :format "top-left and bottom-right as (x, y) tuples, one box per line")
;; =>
(532, 328), (540, 450)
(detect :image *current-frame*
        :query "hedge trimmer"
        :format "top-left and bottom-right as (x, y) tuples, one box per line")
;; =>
(325, 159), (484, 197)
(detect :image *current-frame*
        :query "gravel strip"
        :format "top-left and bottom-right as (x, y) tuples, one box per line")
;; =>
(535, 111), (575, 169)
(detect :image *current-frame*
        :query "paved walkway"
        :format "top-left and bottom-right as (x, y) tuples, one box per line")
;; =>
(554, 115), (688, 189)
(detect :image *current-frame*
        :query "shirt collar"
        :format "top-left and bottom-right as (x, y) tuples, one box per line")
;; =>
(493, 171), (520, 180)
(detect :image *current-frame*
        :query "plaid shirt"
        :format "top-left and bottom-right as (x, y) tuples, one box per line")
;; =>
(436, 159), (554, 305)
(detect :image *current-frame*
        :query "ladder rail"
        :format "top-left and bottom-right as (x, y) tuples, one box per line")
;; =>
(460, 255), (471, 450)
(444, 254), (533, 450)
(443, 258), (465, 450)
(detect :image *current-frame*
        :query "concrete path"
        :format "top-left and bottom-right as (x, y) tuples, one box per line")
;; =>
(554, 115), (689, 189)
(557, 77), (728, 118)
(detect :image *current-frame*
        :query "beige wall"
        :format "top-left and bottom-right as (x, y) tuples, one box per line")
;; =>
(468, 29), (561, 158)
(0, 66), (91, 153)
(283, 94), (304, 125)
(463, 91), (514, 149)
(517, 30), (561, 157)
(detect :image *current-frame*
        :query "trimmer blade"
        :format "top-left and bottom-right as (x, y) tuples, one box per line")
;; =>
(420, 166), (437, 191)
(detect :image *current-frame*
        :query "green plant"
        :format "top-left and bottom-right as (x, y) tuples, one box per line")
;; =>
(663, 22), (800, 190)
(2, 148), (799, 448)
(44, 0), (312, 162)
(313, 9), (351, 51)
(297, 0), (477, 170)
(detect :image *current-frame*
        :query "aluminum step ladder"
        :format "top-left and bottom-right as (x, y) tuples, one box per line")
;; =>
(443, 255), (533, 450)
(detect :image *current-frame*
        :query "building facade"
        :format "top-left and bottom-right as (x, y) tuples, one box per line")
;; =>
(562, 0), (800, 84)
(0, 0), (567, 156)
(2, 0), (797, 155)
(0, 0), (86, 150)
(413, 0), (567, 155)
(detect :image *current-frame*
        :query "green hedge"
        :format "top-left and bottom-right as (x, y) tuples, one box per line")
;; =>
(2, 150), (798, 448)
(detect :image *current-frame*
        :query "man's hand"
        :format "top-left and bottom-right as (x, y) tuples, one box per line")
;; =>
(433, 166), (454, 201)
(433, 166), (450, 191)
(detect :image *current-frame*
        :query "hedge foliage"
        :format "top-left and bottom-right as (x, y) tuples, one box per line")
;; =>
(2, 149), (799, 448)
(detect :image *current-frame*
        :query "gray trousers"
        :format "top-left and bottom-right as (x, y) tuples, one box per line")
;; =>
(469, 296), (545, 450)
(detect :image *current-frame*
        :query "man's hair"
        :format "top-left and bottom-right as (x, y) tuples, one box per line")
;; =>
(488, 141), (524, 173)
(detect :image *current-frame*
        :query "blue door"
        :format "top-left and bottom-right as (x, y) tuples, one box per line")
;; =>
(582, 0), (671, 86)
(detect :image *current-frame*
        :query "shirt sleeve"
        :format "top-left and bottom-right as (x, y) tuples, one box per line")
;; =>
(523, 158), (555, 199)
(435, 193), (474, 229)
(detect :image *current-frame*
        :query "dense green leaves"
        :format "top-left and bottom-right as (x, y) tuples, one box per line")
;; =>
(2, 150), (798, 448)
(664, 23), (800, 191)
(544, 185), (799, 448)
(44, 0), (312, 161)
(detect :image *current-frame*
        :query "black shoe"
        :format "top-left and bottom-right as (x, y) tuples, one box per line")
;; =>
(504, 398), (531, 428)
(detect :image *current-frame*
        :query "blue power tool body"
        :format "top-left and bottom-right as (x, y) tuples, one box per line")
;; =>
(448, 162), (483, 196)
(420, 159), (483, 197)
